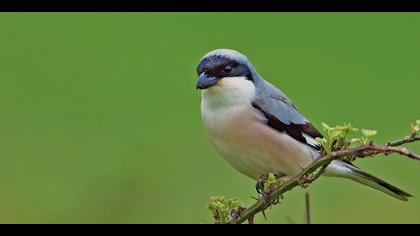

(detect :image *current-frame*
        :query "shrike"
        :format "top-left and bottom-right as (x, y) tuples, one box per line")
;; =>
(196, 48), (411, 201)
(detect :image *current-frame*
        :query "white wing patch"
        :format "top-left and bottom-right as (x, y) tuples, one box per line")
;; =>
(303, 133), (320, 148)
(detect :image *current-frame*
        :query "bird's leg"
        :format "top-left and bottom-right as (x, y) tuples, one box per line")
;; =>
(255, 174), (268, 196)
(255, 174), (272, 204)
(255, 172), (288, 204)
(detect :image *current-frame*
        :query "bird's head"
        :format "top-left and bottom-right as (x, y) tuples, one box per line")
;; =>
(196, 49), (261, 106)
(196, 49), (256, 90)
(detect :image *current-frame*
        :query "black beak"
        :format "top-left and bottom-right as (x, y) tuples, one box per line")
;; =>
(196, 73), (219, 90)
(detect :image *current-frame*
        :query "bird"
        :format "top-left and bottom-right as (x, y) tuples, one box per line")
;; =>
(196, 48), (412, 201)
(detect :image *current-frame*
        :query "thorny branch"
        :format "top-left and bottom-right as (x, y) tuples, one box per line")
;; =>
(226, 131), (420, 224)
(387, 135), (420, 147)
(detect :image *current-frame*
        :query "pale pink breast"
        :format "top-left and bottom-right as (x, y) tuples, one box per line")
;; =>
(202, 104), (313, 180)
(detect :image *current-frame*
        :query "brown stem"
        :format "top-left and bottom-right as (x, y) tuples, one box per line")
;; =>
(228, 139), (420, 224)
(356, 144), (420, 161)
(387, 135), (420, 147)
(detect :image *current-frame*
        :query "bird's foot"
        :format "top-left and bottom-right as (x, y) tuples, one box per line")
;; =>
(255, 175), (266, 194)
(255, 172), (287, 204)
(255, 175), (270, 201)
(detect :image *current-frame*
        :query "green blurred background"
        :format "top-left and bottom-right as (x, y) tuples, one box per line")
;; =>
(0, 13), (419, 224)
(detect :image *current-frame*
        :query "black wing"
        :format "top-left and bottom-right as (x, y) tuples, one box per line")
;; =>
(252, 97), (323, 150)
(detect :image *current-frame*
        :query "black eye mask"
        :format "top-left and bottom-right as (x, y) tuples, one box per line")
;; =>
(197, 55), (252, 80)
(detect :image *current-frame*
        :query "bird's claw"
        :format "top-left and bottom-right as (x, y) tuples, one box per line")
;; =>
(255, 172), (286, 204)
(255, 178), (266, 195)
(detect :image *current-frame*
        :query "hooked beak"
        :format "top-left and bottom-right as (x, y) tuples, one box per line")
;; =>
(196, 73), (219, 90)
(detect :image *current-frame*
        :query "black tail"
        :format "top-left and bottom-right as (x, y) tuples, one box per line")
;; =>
(346, 164), (413, 201)
(326, 160), (412, 201)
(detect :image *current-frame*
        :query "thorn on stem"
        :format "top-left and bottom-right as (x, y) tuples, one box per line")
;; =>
(262, 210), (268, 221)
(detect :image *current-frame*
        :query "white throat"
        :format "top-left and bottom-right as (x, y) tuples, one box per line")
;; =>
(201, 76), (256, 110)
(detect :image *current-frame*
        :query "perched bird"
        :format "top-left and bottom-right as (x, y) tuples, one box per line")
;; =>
(196, 48), (411, 201)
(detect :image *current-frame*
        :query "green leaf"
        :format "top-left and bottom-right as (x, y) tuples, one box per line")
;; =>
(344, 123), (359, 134)
(321, 122), (331, 132)
(329, 130), (343, 139)
(208, 196), (243, 224)
(315, 137), (327, 144)
(412, 121), (420, 135)
(264, 173), (280, 193)
(362, 129), (377, 138)
(415, 120), (420, 132)
(410, 123), (416, 135)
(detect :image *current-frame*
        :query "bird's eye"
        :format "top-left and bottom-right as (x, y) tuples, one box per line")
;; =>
(223, 66), (232, 74)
